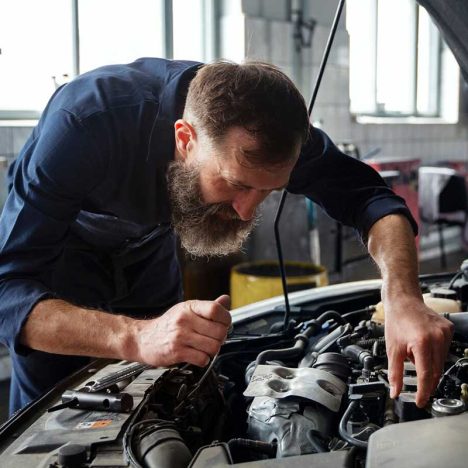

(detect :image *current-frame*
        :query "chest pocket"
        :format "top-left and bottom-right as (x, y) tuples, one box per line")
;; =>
(49, 211), (177, 311)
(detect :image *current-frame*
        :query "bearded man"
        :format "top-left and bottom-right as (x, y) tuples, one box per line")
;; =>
(0, 58), (452, 415)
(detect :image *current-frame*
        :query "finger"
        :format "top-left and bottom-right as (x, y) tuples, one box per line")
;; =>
(214, 294), (231, 309)
(188, 300), (231, 326)
(183, 331), (223, 357)
(430, 332), (447, 393)
(430, 346), (444, 393)
(442, 320), (454, 354)
(387, 347), (405, 399)
(188, 312), (230, 341)
(413, 345), (433, 408)
(172, 305), (228, 340)
(171, 346), (210, 367)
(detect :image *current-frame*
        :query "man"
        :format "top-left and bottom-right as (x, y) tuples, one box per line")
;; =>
(0, 58), (452, 415)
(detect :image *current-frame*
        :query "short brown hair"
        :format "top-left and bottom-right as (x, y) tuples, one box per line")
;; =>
(184, 61), (309, 166)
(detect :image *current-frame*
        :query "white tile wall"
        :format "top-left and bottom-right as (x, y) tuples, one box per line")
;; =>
(242, 1), (467, 166)
(270, 21), (294, 65)
(0, 127), (33, 158)
(245, 17), (270, 61)
(0, 129), (12, 157)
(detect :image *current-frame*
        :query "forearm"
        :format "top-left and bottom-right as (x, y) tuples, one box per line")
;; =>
(20, 299), (138, 361)
(367, 214), (422, 303)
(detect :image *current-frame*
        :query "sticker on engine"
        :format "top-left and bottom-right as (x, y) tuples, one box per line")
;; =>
(76, 419), (113, 429)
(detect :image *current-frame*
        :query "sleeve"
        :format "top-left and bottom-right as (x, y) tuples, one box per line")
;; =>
(0, 109), (107, 354)
(287, 126), (418, 241)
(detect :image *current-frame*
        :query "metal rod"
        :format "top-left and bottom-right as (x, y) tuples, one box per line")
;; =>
(308, 0), (346, 114)
(71, 0), (80, 76)
(276, 0), (346, 331)
(164, 0), (174, 59)
(274, 191), (291, 331)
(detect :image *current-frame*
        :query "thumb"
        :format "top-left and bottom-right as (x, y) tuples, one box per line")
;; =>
(214, 294), (231, 310)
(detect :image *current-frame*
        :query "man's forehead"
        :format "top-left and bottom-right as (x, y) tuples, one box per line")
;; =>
(216, 156), (292, 191)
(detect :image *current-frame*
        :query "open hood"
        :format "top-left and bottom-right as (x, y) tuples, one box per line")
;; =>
(418, 0), (468, 82)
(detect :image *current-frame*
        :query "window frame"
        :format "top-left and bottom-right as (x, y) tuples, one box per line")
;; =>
(348, 0), (445, 120)
(0, 0), (219, 121)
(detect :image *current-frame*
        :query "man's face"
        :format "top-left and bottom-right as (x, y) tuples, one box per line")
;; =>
(169, 122), (300, 257)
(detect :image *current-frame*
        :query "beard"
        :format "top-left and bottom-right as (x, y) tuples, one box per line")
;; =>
(167, 160), (259, 257)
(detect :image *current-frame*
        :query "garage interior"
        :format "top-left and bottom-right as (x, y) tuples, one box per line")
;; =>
(0, 0), (467, 429)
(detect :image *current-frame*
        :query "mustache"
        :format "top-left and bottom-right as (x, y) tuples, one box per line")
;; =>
(205, 203), (242, 220)
(183, 198), (245, 225)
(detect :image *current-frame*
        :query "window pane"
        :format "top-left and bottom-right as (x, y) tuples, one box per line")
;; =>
(417, 6), (440, 116)
(172, 0), (205, 61)
(376, 0), (416, 115)
(347, 0), (377, 114)
(78, 0), (165, 73)
(0, 0), (73, 113)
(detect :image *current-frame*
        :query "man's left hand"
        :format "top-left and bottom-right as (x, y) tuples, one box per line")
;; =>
(384, 298), (454, 408)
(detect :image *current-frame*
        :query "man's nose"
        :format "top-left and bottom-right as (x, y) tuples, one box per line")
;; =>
(232, 190), (266, 221)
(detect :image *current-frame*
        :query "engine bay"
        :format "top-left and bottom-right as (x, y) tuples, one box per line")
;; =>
(1, 263), (468, 467)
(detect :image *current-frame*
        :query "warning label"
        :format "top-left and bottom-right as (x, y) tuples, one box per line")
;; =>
(76, 419), (113, 429)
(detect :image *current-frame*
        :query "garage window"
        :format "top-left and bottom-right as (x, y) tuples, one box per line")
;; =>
(347, 0), (458, 121)
(0, 0), (217, 120)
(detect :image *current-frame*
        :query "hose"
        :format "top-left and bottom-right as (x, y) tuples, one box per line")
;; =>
(316, 310), (347, 325)
(256, 312), (343, 366)
(255, 336), (307, 366)
(133, 420), (192, 468)
(227, 438), (277, 457)
(356, 337), (386, 348)
(338, 401), (368, 449)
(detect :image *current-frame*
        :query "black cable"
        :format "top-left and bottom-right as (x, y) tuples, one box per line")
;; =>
(276, 0), (347, 332)
(215, 342), (293, 364)
(449, 271), (463, 289)
(174, 353), (219, 413)
(275, 191), (292, 332)
(338, 401), (368, 449)
(316, 310), (347, 325)
(342, 306), (376, 320)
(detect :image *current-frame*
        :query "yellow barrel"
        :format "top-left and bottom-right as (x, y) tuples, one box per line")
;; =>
(230, 261), (328, 309)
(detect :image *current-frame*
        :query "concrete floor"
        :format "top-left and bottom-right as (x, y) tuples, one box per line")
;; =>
(0, 249), (466, 425)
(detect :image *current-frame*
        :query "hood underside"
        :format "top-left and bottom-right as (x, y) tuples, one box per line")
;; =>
(417, 0), (468, 82)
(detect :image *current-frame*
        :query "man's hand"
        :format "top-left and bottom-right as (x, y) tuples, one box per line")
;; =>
(366, 214), (454, 409)
(21, 296), (232, 369)
(384, 298), (453, 407)
(131, 295), (232, 368)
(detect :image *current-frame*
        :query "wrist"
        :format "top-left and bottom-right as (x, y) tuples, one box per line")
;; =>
(381, 278), (423, 304)
(108, 314), (143, 362)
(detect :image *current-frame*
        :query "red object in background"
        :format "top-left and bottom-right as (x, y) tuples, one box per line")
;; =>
(366, 158), (421, 250)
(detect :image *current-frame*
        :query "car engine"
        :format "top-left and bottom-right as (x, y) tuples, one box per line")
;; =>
(1, 261), (468, 467)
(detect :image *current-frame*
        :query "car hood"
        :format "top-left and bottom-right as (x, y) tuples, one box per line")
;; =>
(418, 0), (468, 82)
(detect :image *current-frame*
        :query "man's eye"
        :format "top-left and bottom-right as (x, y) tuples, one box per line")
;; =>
(229, 181), (247, 190)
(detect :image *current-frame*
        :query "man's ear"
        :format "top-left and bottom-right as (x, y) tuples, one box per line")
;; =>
(174, 119), (196, 161)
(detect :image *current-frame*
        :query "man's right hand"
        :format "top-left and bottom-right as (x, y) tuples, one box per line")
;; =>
(130, 295), (232, 367)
